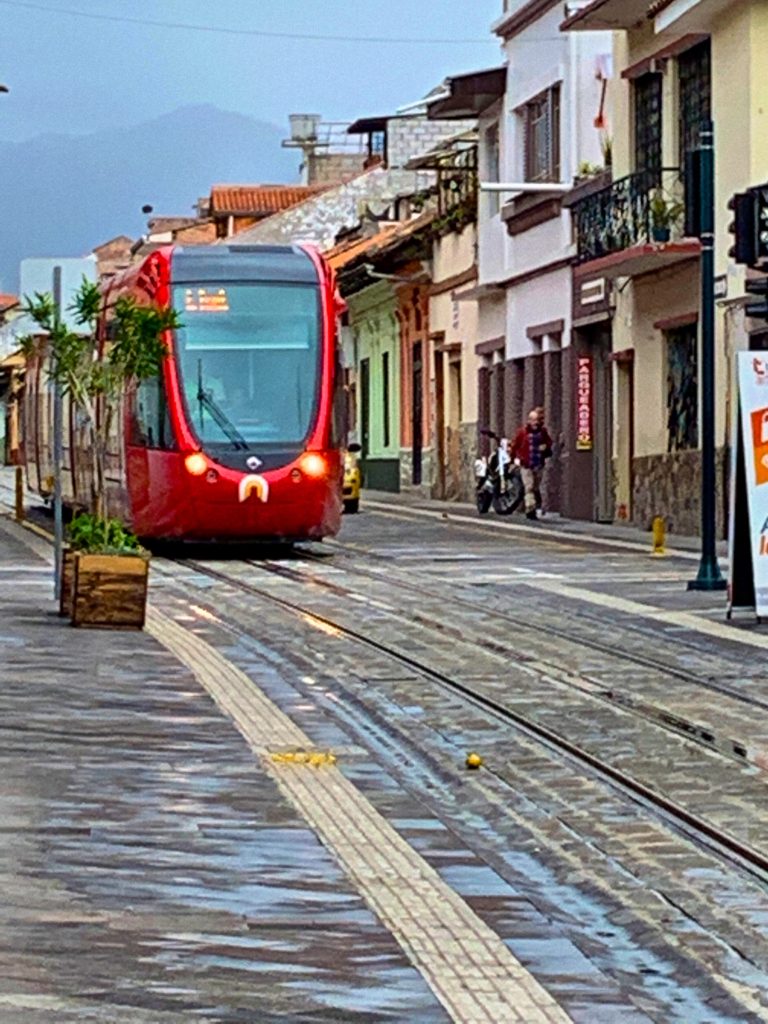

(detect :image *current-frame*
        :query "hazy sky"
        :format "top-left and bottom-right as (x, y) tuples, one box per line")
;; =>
(0, 0), (503, 140)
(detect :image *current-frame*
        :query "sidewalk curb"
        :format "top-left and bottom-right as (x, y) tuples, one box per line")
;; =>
(362, 497), (727, 564)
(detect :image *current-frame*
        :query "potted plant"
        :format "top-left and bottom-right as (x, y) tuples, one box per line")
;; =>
(22, 281), (179, 629)
(574, 161), (603, 185)
(600, 132), (613, 171)
(649, 188), (684, 243)
(67, 513), (150, 629)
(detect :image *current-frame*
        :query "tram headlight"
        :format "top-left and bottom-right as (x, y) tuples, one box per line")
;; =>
(298, 452), (327, 479)
(184, 452), (208, 476)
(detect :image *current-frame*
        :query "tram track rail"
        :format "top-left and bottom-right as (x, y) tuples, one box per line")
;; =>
(172, 555), (768, 889)
(318, 538), (761, 706)
(248, 549), (768, 770)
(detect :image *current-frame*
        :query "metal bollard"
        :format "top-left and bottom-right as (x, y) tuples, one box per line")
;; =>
(652, 515), (666, 556)
(14, 465), (24, 522)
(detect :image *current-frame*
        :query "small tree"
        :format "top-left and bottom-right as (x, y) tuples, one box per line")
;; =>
(22, 279), (180, 520)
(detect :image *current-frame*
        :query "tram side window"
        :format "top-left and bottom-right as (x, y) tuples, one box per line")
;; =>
(131, 375), (174, 449)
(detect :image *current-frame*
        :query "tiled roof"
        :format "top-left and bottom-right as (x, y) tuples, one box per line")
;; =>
(327, 212), (435, 271)
(0, 293), (19, 311)
(326, 226), (400, 270)
(209, 184), (329, 216)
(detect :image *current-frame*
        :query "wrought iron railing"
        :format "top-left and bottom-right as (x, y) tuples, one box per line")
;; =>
(571, 167), (683, 265)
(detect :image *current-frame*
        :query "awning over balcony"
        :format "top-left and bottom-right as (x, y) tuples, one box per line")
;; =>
(577, 240), (701, 280)
(561, 0), (651, 31)
(347, 116), (389, 136)
(427, 67), (506, 121)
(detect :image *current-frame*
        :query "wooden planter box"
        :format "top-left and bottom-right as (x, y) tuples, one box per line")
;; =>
(59, 548), (75, 618)
(71, 553), (150, 630)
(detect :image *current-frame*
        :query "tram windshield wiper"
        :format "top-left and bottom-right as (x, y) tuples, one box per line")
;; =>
(196, 361), (249, 451)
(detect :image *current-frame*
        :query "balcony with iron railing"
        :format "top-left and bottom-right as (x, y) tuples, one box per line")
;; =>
(567, 167), (701, 277)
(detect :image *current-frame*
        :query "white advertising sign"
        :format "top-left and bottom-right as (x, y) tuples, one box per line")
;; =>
(733, 352), (768, 615)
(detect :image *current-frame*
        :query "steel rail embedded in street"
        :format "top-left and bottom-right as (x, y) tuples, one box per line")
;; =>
(173, 556), (768, 889)
(267, 547), (768, 760)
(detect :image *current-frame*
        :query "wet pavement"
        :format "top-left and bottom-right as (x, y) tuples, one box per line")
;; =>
(0, 520), (449, 1022)
(153, 555), (768, 1022)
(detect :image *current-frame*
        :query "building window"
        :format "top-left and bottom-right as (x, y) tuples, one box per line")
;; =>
(522, 86), (560, 183)
(666, 325), (698, 452)
(382, 350), (390, 448)
(484, 122), (500, 216)
(634, 73), (663, 176)
(368, 129), (387, 166)
(678, 39), (711, 160)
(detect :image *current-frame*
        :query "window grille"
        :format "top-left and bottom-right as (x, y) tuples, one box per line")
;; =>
(634, 73), (663, 176)
(523, 86), (560, 183)
(678, 39), (711, 160)
(485, 122), (500, 216)
(666, 325), (698, 452)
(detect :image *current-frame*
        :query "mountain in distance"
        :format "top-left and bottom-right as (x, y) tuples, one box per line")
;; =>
(0, 104), (300, 292)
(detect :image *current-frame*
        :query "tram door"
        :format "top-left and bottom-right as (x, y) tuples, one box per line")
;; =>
(412, 342), (423, 485)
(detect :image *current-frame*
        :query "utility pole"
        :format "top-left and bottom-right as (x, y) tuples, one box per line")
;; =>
(52, 265), (64, 600)
(689, 121), (726, 591)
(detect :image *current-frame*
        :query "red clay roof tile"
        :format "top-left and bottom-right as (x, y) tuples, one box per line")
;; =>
(209, 184), (329, 216)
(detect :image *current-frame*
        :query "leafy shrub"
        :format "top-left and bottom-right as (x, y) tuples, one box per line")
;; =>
(67, 512), (144, 556)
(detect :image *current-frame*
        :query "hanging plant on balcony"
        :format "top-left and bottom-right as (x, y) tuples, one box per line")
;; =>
(649, 188), (684, 243)
(599, 132), (613, 170)
(575, 161), (603, 184)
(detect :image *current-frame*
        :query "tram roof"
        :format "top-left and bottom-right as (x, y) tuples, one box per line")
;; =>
(170, 245), (319, 285)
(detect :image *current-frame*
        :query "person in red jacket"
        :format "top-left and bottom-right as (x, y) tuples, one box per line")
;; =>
(511, 408), (553, 520)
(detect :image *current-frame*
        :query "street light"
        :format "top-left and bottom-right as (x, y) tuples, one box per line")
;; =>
(688, 121), (726, 591)
(0, 85), (9, 93)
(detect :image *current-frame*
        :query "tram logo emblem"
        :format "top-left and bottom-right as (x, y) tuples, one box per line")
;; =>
(239, 474), (269, 503)
(246, 455), (263, 471)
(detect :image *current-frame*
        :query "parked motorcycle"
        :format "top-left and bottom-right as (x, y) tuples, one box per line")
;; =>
(474, 430), (524, 516)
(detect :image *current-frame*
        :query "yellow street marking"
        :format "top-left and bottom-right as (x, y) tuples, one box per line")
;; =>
(146, 606), (573, 1024)
(269, 750), (338, 767)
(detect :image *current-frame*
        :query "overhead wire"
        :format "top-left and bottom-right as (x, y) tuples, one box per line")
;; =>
(0, 0), (496, 45)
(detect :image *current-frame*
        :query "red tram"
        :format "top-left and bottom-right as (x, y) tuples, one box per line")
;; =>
(23, 244), (345, 542)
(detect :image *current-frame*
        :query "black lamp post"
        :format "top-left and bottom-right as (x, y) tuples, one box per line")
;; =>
(689, 120), (726, 591)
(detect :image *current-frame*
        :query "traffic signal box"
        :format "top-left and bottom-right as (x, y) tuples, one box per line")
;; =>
(729, 184), (768, 320)
(745, 276), (768, 320)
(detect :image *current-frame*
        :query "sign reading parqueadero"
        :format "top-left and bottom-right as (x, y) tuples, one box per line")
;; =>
(576, 356), (592, 451)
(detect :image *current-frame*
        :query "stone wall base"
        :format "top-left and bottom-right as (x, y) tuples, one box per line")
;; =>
(457, 422), (478, 503)
(399, 447), (436, 499)
(630, 447), (728, 538)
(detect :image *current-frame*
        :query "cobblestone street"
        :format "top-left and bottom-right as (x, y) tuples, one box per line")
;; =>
(2, 479), (768, 1021)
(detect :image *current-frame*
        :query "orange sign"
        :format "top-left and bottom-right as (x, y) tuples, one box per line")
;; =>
(184, 287), (230, 313)
(751, 407), (768, 486)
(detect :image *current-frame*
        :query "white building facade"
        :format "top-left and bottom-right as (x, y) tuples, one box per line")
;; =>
(475, 0), (611, 516)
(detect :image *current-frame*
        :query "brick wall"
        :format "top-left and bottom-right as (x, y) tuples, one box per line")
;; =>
(387, 115), (476, 170)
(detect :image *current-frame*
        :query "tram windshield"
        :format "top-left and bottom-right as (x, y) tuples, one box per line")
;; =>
(172, 281), (321, 448)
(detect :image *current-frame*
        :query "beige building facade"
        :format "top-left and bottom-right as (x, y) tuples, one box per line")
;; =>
(429, 223), (480, 501)
(565, 0), (767, 535)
